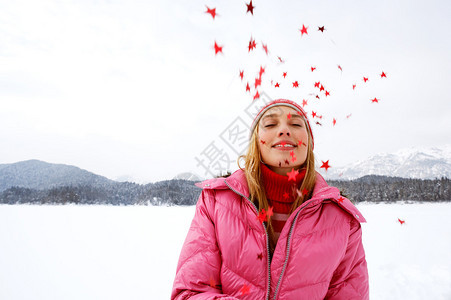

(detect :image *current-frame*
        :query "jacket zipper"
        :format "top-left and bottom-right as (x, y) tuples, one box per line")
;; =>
(272, 201), (315, 300)
(224, 180), (271, 300)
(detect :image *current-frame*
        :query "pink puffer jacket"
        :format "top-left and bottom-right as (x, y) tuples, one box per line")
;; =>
(171, 169), (369, 299)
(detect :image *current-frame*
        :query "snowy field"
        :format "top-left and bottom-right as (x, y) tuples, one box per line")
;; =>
(1, 203), (450, 300)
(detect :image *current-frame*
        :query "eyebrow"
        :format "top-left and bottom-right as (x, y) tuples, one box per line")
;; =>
(262, 113), (304, 120)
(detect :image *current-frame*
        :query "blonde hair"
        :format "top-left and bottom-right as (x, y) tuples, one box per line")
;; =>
(238, 116), (316, 253)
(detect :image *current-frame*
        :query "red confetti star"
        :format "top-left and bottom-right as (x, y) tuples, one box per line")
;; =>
(260, 139), (266, 144)
(254, 77), (261, 88)
(337, 196), (344, 203)
(284, 159), (289, 165)
(213, 41), (223, 55)
(257, 209), (267, 223)
(259, 66), (265, 77)
(283, 192), (289, 199)
(287, 112), (291, 120)
(318, 26), (325, 32)
(300, 24), (308, 36)
(320, 160), (331, 171)
(240, 284), (251, 296)
(380, 71), (387, 78)
(316, 121), (322, 126)
(291, 155), (297, 162)
(325, 90), (330, 97)
(248, 37), (257, 52)
(274, 82), (280, 88)
(311, 111), (317, 118)
(287, 168), (299, 182)
(320, 84), (324, 92)
(316, 95), (320, 99)
(314, 81), (320, 88)
(257, 252), (263, 260)
(245, 82), (250, 92)
(245, 1), (255, 15)
(333, 118), (336, 126)
(262, 43), (268, 55)
(298, 139), (304, 147)
(302, 99), (308, 107)
(398, 218), (405, 225)
(205, 6), (217, 19)
(282, 72), (287, 78)
(346, 113), (352, 119)
(338, 65), (343, 72)
(267, 206), (274, 219)
(352, 84), (356, 90)
(253, 90), (260, 100)
(297, 188), (309, 197)
(292, 81), (299, 88)
(311, 66), (316, 72)
(363, 77), (369, 82)
(278, 56), (285, 63)
(239, 70), (244, 80)
(289, 150), (295, 157)
(371, 97), (379, 103)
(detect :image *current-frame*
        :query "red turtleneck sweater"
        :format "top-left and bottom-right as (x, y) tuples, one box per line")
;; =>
(261, 163), (305, 242)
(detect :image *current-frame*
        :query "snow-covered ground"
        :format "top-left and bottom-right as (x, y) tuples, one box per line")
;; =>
(0, 203), (450, 300)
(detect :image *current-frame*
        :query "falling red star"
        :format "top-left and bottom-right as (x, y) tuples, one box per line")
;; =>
(240, 284), (251, 296)
(371, 97), (379, 103)
(279, 141), (287, 147)
(287, 168), (299, 181)
(209, 277), (216, 287)
(318, 26), (325, 32)
(274, 82), (280, 88)
(380, 71), (387, 78)
(337, 196), (344, 203)
(319, 85), (324, 92)
(398, 218), (405, 225)
(262, 43), (268, 55)
(205, 6), (217, 19)
(253, 90), (260, 100)
(267, 206), (273, 219)
(311, 111), (317, 118)
(254, 77), (261, 88)
(314, 82), (320, 88)
(300, 24), (308, 36)
(363, 77), (369, 82)
(302, 99), (308, 107)
(248, 37), (257, 52)
(316, 121), (322, 126)
(278, 56), (285, 63)
(260, 139), (266, 144)
(283, 192), (289, 199)
(289, 150), (295, 157)
(325, 90), (330, 97)
(311, 66), (316, 72)
(352, 84), (356, 90)
(291, 155), (297, 162)
(284, 159), (289, 165)
(282, 72), (287, 78)
(298, 139), (304, 147)
(320, 160), (331, 171)
(259, 66), (265, 77)
(346, 113), (352, 119)
(338, 65), (343, 72)
(287, 112), (291, 120)
(245, 1), (255, 15)
(257, 252), (263, 260)
(333, 118), (336, 126)
(257, 209), (267, 223)
(245, 82), (250, 92)
(316, 95), (320, 99)
(292, 81), (299, 88)
(297, 188), (309, 197)
(239, 70), (244, 80)
(213, 41), (223, 55)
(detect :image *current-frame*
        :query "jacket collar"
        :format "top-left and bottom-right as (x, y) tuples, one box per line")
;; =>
(195, 169), (366, 223)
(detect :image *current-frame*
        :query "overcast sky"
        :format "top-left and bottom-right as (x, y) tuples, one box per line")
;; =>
(1, 0), (450, 183)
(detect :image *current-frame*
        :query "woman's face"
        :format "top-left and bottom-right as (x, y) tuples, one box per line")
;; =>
(258, 105), (309, 175)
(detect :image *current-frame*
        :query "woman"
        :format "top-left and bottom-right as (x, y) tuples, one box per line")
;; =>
(171, 99), (369, 299)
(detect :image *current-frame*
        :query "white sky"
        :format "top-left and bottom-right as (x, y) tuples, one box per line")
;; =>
(1, 0), (450, 183)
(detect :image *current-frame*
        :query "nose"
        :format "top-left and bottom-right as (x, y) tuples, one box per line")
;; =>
(278, 124), (291, 137)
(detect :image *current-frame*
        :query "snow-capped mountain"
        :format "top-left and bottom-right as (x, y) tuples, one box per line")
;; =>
(323, 145), (451, 180)
(0, 160), (115, 192)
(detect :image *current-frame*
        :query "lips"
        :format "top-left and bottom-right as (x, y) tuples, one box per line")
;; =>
(272, 140), (297, 149)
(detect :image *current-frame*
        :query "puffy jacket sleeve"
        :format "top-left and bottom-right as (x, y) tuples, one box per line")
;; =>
(325, 218), (369, 300)
(171, 189), (239, 300)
